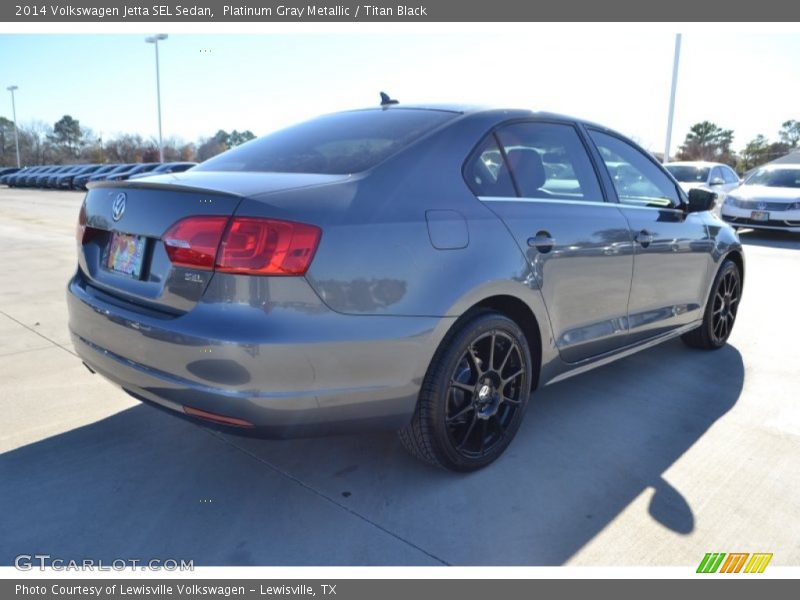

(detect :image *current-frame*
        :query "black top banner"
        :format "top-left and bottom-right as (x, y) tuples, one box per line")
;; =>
(3, 0), (800, 22)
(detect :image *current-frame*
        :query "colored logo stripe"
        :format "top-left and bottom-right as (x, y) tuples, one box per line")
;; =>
(697, 553), (726, 573)
(719, 553), (749, 573)
(744, 553), (773, 573)
(697, 552), (773, 573)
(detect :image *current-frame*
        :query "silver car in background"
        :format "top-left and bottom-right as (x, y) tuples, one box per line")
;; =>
(665, 161), (741, 207)
(721, 165), (800, 232)
(67, 104), (744, 471)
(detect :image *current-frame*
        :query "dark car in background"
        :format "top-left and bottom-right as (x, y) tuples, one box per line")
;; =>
(74, 164), (121, 189)
(0, 167), (21, 179)
(15, 166), (48, 187)
(0, 167), (23, 185)
(69, 104), (744, 471)
(33, 166), (69, 187)
(128, 161), (197, 179)
(55, 164), (104, 189)
(45, 165), (85, 188)
(15, 165), (49, 187)
(104, 162), (161, 182)
(6, 166), (29, 186)
(46, 166), (81, 188)
(87, 164), (137, 185)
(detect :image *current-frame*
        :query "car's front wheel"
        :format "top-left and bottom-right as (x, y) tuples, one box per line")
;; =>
(681, 258), (741, 350)
(399, 311), (533, 471)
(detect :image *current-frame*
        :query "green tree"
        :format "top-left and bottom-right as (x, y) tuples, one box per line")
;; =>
(0, 116), (16, 166)
(779, 120), (800, 148)
(677, 121), (735, 164)
(103, 133), (145, 163)
(228, 129), (256, 147)
(20, 120), (55, 165)
(739, 135), (770, 172)
(49, 115), (83, 155)
(196, 135), (226, 161)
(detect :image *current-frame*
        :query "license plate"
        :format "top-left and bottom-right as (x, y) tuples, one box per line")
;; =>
(751, 210), (770, 222)
(106, 232), (147, 278)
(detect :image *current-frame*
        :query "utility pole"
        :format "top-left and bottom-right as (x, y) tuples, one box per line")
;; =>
(664, 33), (682, 163)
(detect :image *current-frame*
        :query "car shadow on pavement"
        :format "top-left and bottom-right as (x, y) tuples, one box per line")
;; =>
(738, 228), (800, 250)
(0, 339), (744, 566)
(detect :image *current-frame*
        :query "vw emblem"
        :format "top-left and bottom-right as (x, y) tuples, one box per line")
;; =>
(111, 193), (127, 222)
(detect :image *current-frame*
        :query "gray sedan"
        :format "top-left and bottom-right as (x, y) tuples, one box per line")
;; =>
(67, 103), (744, 471)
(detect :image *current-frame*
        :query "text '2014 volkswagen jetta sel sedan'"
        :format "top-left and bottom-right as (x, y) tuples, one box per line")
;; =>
(67, 103), (744, 471)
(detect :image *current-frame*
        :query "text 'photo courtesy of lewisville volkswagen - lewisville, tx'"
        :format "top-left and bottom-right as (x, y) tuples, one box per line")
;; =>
(1, 4), (800, 590)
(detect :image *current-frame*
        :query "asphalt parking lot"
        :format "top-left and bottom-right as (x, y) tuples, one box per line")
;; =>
(1, 187), (799, 567)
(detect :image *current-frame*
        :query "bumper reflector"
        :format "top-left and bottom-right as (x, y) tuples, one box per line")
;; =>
(183, 406), (255, 428)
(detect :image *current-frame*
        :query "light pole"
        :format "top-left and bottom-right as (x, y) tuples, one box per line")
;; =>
(145, 34), (168, 162)
(6, 85), (21, 168)
(664, 33), (682, 163)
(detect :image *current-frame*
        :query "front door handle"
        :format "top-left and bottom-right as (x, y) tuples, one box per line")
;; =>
(635, 230), (654, 248)
(528, 231), (555, 253)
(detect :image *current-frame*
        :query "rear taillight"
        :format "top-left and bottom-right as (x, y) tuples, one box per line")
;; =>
(217, 218), (321, 275)
(163, 216), (321, 276)
(163, 216), (229, 270)
(76, 203), (98, 245)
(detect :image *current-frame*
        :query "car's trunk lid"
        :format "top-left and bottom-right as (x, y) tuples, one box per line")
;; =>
(80, 172), (349, 314)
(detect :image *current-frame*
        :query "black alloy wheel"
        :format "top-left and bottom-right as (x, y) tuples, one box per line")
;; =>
(399, 311), (533, 471)
(682, 259), (742, 350)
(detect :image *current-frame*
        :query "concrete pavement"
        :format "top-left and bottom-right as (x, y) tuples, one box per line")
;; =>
(0, 188), (798, 566)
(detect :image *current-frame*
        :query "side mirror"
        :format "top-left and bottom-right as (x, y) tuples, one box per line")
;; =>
(709, 177), (724, 186)
(687, 188), (717, 213)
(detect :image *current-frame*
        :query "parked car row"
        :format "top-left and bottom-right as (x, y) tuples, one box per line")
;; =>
(0, 161), (197, 190)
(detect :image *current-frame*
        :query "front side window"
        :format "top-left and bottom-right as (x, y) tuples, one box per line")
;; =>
(722, 167), (740, 184)
(494, 122), (604, 202)
(589, 130), (681, 209)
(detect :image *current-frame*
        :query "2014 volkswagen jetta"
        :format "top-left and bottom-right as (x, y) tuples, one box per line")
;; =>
(67, 103), (744, 471)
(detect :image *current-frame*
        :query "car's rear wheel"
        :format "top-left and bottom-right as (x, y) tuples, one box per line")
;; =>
(399, 311), (533, 471)
(681, 259), (741, 350)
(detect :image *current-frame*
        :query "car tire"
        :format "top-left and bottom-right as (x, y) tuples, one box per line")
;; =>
(399, 310), (533, 471)
(681, 259), (741, 350)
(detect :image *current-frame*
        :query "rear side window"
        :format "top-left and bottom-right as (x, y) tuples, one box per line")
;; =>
(589, 130), (681, 209)
(196, 109), (457, 175)
(495, 122), (604, 202)
(464, 136), (516, 197)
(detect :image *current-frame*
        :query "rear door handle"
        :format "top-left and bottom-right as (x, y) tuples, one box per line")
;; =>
(635, 230), (654, 248)
(527, 231), (555, 253)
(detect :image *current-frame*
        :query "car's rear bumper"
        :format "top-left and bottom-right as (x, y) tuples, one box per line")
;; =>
(67, 272), (453, 438)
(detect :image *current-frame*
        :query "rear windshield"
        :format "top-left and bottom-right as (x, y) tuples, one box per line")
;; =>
(195, 109), (457, 175)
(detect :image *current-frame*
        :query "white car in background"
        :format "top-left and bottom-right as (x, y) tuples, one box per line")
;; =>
(665, 161), (742, 195)
(721, 165), (800, 232)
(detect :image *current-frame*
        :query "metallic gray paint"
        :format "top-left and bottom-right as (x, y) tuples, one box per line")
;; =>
(67, 106), (744, 437)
